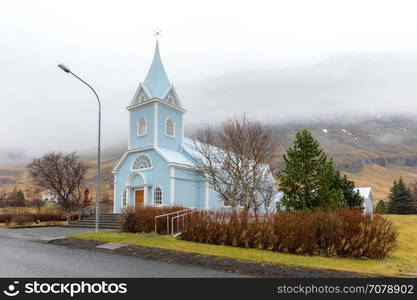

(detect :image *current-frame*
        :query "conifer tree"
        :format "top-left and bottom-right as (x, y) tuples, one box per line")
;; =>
(278, 129), (362, 211)
(388, 178), (413, 214)
(375, 200), (386, 214)
(278, 130), (341, 210)
(331, 171), (364, 208)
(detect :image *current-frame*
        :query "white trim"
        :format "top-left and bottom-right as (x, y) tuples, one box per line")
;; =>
(131, 153), (153, 171)
(121, 188), (128, 207)
(165, 117), (175, 138)
(152, 185), (163, 205)
(162, 85), (183, 108)
(128, 112), (131, 150)
(181, 119), (184, 143)
(160, 86), (172, 100)
(137, 116), (147, 137)
(154, 102), (158, 146)
(167, 162), (196, 170)
(128, 98), (186, 113)
(205, 182), (209, 209)
(113, 146), (196, 173)
(113, 173), (117, 213)
(112, 152), (129, 173)
(170, 167), (175, 205)
(126, 171), (147, 186)
(130, 83), (151, 106)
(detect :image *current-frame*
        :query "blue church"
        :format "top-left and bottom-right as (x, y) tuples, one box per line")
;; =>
(112, 41), (222, 213)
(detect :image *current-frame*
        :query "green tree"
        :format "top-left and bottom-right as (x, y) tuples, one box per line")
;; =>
(388, 178), (413, 214)
(375, 200), (387, 214)
(331, 171), (364, 208)
(278, 130), (343, 210)
(7, 187), (26, 207)
(407, 181), (417, 214)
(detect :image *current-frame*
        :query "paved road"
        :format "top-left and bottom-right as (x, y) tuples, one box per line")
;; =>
(0, 227), (246, 277)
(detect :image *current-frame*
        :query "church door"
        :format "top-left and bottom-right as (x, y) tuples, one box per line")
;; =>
(135, 190), (144, 208)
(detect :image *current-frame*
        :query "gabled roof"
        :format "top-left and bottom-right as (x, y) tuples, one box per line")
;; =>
(112, 145), (196, 173)
(143, 40), (171, 98)
(155, 146), (196, 167)
(354, 187), (373, 199)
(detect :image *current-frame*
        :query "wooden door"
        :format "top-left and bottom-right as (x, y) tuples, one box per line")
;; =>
(135, 190), (144, 208)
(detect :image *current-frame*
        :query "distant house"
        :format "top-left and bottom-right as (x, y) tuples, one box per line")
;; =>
(41, 192), (58, 204)
(354, 187), (374, 215)
(274, 186), (374, 215)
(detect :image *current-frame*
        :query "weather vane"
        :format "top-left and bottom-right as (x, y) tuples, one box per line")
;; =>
(153, 28), (162, 39)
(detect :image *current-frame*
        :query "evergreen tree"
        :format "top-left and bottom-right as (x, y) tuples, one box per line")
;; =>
(388, 178), (413, 214)
(331, 171), (364, 208)
(375, 200), (386, 214)
(407, 182), (417, 214)
(7, 187), (26, 207)
(278, 130), (344, 210)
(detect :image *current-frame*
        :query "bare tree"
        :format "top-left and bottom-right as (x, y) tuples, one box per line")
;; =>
(27, 152), (89, 211)
(190, 116), (278, 213)
(26, 187), (45, 214)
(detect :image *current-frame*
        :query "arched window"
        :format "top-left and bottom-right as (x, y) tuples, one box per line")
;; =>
(132, 154), (152, 170)
(153, 186), (162, 205)
(165, 118), (175, 137)
(140, 95), (145, 103)
(137, 116), (147, 136)
(168, 96), (174, 104)
(122, 189), (127, 207)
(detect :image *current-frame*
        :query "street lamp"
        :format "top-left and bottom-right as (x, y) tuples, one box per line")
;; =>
(58, 63), (101, 233)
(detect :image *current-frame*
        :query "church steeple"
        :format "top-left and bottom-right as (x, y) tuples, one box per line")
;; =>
(143, 40), (171, 98)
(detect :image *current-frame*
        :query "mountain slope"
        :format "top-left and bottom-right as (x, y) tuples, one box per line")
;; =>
(2, 117), (417, 201)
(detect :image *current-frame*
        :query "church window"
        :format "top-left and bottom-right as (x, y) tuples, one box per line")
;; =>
(137, 116), (147, 136)
(168, 96), (174, 104)
(165, 118), (175, 137)
(153, 186), (163, 205)
(122, 189), (127, 207)
(140, 95), (145, 102)
(133, 154), (152, 170)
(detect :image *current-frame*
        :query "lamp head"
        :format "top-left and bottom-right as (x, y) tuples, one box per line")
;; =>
(58, 63), (71, 73)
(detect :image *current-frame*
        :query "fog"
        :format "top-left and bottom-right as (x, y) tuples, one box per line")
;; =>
(1, 0), (417, 166)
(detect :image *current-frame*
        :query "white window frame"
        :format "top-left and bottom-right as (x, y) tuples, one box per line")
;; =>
(153, 186), (163, 205)
(165, 117), (175, 138)
(131, 153), (153, 171)
(137, 116), (147, 137)
(122, 189), (128, 207)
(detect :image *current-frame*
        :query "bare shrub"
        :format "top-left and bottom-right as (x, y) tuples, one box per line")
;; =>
(120, 206), (139, 233)
(180, 209), (397, 259)
(119, 206), (184, 233)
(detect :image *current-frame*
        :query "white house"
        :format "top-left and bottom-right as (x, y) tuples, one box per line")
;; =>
(41, 192), (58, 204)
(354, 187), (374, 215)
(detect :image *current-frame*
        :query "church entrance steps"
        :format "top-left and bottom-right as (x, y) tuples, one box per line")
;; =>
(65, 213), (121, 230)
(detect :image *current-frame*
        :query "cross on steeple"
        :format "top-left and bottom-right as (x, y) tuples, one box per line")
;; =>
(153, 28), (162, 39)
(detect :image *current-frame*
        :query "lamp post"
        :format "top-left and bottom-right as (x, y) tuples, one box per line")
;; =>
(58, 63), (101, 233)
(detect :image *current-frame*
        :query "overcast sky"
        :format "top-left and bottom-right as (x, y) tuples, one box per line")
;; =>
(1, 0), (417, 165)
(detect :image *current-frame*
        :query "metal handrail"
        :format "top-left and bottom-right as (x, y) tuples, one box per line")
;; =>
(171, 210), (199, 237)
(61, 205), (95, 221)
(154, 208), (192, 234)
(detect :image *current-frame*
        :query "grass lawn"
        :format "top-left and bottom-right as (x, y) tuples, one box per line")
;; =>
(70, 214), (417, 277)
